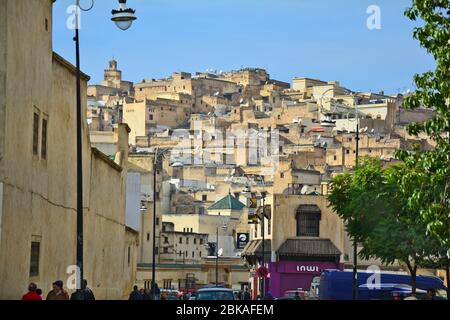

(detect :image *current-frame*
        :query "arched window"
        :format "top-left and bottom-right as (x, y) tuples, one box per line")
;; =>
(296, 205), (321, 237)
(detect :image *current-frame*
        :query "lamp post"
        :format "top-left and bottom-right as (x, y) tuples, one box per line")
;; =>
(345, 93), (361, 301)
(260, 190), (267, 298)
(216, 221), (228, 286)
(151, 148), (169, 299)
(319, 87), (361, 300)
(73, 0), (137, 289)
(242, 184), (268, 298)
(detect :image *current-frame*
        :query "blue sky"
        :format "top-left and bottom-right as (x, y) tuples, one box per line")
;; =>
(52, 0), (434, 94)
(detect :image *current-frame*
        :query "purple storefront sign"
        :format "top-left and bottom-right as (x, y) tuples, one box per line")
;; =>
(268, 261), (343, 298)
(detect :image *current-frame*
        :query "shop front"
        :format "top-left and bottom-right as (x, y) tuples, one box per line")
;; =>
(267, 238), (343, 298)
(268, 261), (343, 298)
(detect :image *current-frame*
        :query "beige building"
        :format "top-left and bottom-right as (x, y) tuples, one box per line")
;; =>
(0, 0), (137, 299)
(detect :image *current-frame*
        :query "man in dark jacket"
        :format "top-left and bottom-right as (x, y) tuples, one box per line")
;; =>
(129, 285), (143, 300)
(70, 279), (95, 300)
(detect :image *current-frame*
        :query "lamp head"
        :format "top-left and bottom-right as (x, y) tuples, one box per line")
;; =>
(111, 0), (137, 31)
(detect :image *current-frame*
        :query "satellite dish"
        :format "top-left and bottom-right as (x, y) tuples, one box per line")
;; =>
(364, 127), (368, 132)
(370, 129), (375, 134)
(240, 99), (244, 104)
(317, 135), (321, 140)
(217, 248), (223, 257)
(380, 155), (385, 160)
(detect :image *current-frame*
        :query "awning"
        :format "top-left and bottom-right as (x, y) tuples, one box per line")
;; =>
(241, 239), (271, 259)
(277, 238), (341, 258)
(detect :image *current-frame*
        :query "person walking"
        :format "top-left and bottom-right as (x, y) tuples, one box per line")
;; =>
(46, 280), (69, 300)
(22, 283), (42, 301)
(129, 285), (143, 300)
(70, 279), (95, 300)
(242, 287), (251, 300)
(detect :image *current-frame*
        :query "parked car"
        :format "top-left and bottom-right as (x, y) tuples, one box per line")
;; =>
(319, 270), (446, 300)
(196, 287), (235, 300)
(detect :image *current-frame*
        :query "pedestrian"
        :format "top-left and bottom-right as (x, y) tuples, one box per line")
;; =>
(242, 287), (251, 300)
(22, 283), (42, 301)
(36, 288), (43, 299)
(294, 291), (301, 300)
(70, 279), (95, 300)
(129, 285), (143, 300)
(46, 280), (69, 300)
(237, 291), (242, 300)
(154, 284), (161, 300)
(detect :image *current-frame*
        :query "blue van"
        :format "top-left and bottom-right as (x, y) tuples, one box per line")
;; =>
(319, 270), (446, 300)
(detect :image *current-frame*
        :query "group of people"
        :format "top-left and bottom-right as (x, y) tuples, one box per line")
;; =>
(21, 280), (95, 301)
(128, 285), (161, 300)
(234, 288), (253, 300)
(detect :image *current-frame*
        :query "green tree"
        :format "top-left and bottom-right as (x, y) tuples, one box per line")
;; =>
(328, 158), (445, 293)
(399, 1), (450, 250)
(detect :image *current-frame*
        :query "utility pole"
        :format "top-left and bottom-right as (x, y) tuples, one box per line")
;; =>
(352, 119), (360, 301)
(215, 226), (219, 287)
(152, 151), (158, 300)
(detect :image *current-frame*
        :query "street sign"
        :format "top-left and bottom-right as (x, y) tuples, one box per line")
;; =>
(248, 197), (258, 209)
(263, 205), (271, 220)
(237, 233), (250, 249)
(248, 208), (258, 224)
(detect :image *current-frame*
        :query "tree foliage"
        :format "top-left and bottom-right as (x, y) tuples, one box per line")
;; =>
(397, 0), (450, 253)
(328, 158), (444, 292)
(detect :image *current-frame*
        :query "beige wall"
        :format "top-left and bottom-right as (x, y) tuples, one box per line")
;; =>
(0, 0), (136, 300)
(272, 195), (346, 260)
(123, 101), (147, 145)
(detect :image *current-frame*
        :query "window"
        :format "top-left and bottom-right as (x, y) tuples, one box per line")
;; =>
(33, 112), (39, 155)
(194, 238), (197, 244)
(192, 252), (195, 258)
(179, 237), (182, 244)
(29, 242), (40, 277)
(41, 117), (47, 160)
(199, 251), (202, 258)
(164, 237), (169, 244)
(155, 247), (159, 254)
(348, 138), (352, 142)
(333, 155), (337, 161)
(346, 149), (350, 154)
(280, 173), (284, 178)
(147, 233), (150, 241)
(200, 239), (203, 245)
(186, 238), (189, 244)
(296, 205), (321, 237)
(156, 218), (160, 226)
(149, 115), (153, 121)
(127, 246), (131, 266)
(163, 248), (169, 254)
(268, 219), (271, 235)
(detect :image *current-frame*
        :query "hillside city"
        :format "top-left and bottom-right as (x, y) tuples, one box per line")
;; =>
(1, 0), (448, 302)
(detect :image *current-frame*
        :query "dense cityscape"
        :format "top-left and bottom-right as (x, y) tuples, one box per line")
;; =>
(0, 0), (449, 304)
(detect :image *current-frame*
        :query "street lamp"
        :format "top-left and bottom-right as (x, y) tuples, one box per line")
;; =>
(73, 0), (137, 290)
(216, 221), (228, 287)
(242, 183), (269, 298)
(151, 148), (169, 299)
(318, 87), (362, 300)
(111, 0), (138, 31)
